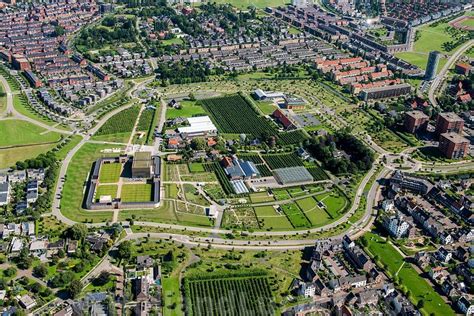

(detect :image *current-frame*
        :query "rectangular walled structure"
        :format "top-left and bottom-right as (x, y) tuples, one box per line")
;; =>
(84, 155), (161, 210)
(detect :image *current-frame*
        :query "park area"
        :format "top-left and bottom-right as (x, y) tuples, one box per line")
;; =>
(121, 183), (153, 202)
(361, 232), (455, 316)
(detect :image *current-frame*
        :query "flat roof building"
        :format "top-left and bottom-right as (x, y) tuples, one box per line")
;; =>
(360, 83), (411, 101)
(435, 112), (464, 137)
(438, 133), (470, 159)
(273, 166), (313, 185)
(177, 116), (217, 138)
(404, 111), (429, 134)
(132, 152), (152, 178)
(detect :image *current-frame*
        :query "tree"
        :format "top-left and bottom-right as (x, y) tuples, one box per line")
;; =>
(54, 25), (65, 37)
(4, 266), (16, 277)
(93, 271), (111, 286)
(66, 223), (88, 240)
(417, 300), (425, 309)
(33, 264), (48, 278)
(117, 241), (132, 261)
(16, 248), (32, 269)
(67, 280), (83, 298)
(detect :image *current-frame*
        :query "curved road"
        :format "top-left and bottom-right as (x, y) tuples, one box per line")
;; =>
(428, 39), (474, 107)
(0, 74), (72, 135)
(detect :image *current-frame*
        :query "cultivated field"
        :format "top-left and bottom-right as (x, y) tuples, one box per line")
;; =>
(184, 272), (274, 316)
(93, 105), (140, 143)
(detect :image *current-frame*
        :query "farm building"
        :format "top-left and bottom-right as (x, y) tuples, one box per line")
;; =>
(230, 179), (249, 194)
(222, 156), (260, 180)
(273, 109), (296, 130)
(132, 151), (152, 178)
(283, 96), (306, 110)
(253, 89), (285, 100)
(177, 116), (217, 138)
(273, 166), (313, 185)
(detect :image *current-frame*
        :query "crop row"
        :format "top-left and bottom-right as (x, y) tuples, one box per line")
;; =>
(202, 95), (277, 138)
(184, 275), (274, 316)
(262, 152), (303, 170)
(95, 105), (140, 136)
(204, 163), (235, 195)
(278, 130), (308, 146)
(305, 166), (329, 181)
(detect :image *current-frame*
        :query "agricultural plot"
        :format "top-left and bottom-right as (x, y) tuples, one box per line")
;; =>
(278, 130), (308, 146)
(250, 192), (274, 203)
(94, 105), (140, 142)
(201, 95), (277, 138)
(121, 183), (153, 202)
(188, 163), (205, 173)
(166, 100), (206, 119)
(204, 163), (235, 195)
(98, 163), (122, 183)
(184, 273), (274, 316)
(271, 189), (290, 201)
(305, 165), (328, 181)
(135, 107), (156, 144)
(262, 152), (303, 170)
(254, 206), (293, 230)
(281, 203), (311, 228)
(222, 208), (259, 230)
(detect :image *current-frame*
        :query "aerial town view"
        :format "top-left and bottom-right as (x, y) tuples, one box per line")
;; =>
(0, 0), (473, 314)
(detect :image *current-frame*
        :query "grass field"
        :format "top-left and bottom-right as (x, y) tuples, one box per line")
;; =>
(95, 185), (118, 201)
(166, 100), (206, 119)
(395, 16), (469, 71)
(121, 183), (153, 202)
(253, 206), (293, 230)
(0, 81), (6, 114)
(0, 120), (61, 147)
(98, 163), (122, 183)
(362, 232), (455, 316)
(188, 162), (205, 173)
(255, 101), (278, 115)
(460, 18), (474, 28)
(296, 197), (334, 227)
(281, 203), (311, 228)
(60, 143), (116, 223)
(0, 143), (57, 169)
(316, 192), (347, 218)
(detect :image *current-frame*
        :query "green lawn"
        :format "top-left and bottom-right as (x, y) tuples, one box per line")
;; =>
(281, 203), (311, 228)
(119, 200), (178, 222)
(460, 18), (474, 28)
(255, 101), (278, 115)
(166, 100), (207, 119)
(0, 120), (61, 147)
(162, 276), (182, 316)
(0, 143), (57, 169)
(395, 16), (469, 71)
(161, 37), (184, 46)
(121, 183), (153, 202)
(95, 185), (118, 201)
(296, 197), (333, 226)
(98, 163), (122, 183)
(316, 192), (347, 218)
(188, 162), (205, 173)
(254, 206), (293, 230)
(60, 143), (115, 223)
(92, 132), (130, 144)
(55, 135), (83, 160)
(362, 232), (455, 316)
(0, 81), (6, 114)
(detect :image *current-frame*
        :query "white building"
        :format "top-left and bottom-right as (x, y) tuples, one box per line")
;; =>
(178, 116), (217, 138)
(299, 283), (316, 297)
(384, 213), (409, 239)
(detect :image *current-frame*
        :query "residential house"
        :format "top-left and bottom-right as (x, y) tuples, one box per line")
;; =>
(436, 247), (452, 264)
(19, 295), (36, 310)
(457, 296), (473, 316)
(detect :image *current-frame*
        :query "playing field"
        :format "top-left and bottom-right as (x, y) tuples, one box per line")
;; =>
(0, 119), (61, 147)
(95, 185), (118, 201)
(121, 183), (153, 202)
(98, 163), (122, 183)
(460, 18), (474, 28)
